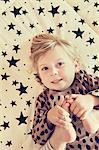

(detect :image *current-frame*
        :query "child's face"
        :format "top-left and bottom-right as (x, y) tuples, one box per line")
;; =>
(37, 45), (78, 91)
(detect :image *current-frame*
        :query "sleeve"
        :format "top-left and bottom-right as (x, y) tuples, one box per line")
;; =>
(32, 92), (55, 145)
(83, 70), (99, 109)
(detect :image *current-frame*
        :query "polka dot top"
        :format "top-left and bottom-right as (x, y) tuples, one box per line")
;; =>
(32, 70), (99, 149)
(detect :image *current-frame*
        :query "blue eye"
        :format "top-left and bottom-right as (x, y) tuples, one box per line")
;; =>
(42, 67), (48, 71)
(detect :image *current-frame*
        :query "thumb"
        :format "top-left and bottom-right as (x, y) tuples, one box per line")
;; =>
(70, 94), (79, 99)
(56, 95), (64, 106)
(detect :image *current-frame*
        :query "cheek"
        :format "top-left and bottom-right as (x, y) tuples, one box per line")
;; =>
(39, 72), (49, 82)
(62, 67), (75, 79)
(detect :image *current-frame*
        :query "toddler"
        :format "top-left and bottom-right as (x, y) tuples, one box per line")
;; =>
(30, 34), (99, 150)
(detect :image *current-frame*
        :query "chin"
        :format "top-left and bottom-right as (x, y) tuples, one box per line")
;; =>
(51, 86), (68, 91)
(48, 82), (72, 91)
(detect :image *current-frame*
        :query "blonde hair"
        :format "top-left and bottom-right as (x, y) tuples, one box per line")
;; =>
(29, 34), (81, 71)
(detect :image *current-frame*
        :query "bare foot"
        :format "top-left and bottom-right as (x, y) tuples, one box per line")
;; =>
(82, 110), (99, 133)
(49, 98), (76, 150)
(59, 123), (76, 143)
(61, 98), (76, 142)
(49, 125), (76, 150)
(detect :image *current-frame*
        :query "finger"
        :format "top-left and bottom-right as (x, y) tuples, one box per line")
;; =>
(59, 115), (72, 122)
(80, 111), (89, 120)
(63, 110), (70, 117)
(70, 102), (76, 112)
(56, 119), (71, 126)
(71, 94), (79, 99)
(57, 106), (70, 116)
(55, 121), (72, 128)
(66, 98), (74, 104)
(65, 95), (71, 99)
(73, 106), (80, 115)
(62, 100), (67, 106)
(76, 109), (85, 118)
(63, 123), (73, 129)
(63, 122), (73, 128)
(55, 122), (65, 127)
(62, 102), (70, 111)
(56, 95), (64, 106)
(56, 105), (64, 115)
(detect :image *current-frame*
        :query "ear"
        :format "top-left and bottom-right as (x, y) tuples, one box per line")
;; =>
(73, 57), (80, 72)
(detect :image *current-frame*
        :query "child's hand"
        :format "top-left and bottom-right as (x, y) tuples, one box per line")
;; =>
(66, 94), (95, 120)
(56, 95), (71, 112)
(47, 105), (72, 128)
(47, 95), (72, 128)
(62, 95), (74, 111)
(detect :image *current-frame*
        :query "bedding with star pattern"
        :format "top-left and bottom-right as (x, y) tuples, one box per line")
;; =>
(0, 0), (99, 150)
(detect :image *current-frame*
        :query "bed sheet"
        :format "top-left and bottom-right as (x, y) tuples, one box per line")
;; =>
(0, 0), (99, 150)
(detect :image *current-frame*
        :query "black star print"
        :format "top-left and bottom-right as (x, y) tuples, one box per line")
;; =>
(62, 10), (67, 15)
(12, 80), (19, 86)
(22, 9), (28, 15)
(92, 21), (98, 26)
(16, 30), (22, 36)
(11, 6), (22, 17)
(36, 0), (42, 1)
(48, 5), (60, 17)
(47, 27), (54, 33)
(29, 23), (35, 29)
(6, 141), (12, 147)
(28, 129), (32, 135)
(2, 11), (6, 15)
(8, 22), (15, 30)
(16, 112), (28, 125)
(86, 37), (95, 45)
(37, 7), (45, 15)
(2, 51), (7, 57)
(57, 23), (63, 28)
(10, 101), (17, 107)
(7, 56), (20, 67)
(94, 2), (99, 7)
(79, 19), (85, 25)
(72, 28), (84, 38)
(92, 55), (98, 60)
(84, 0), (89, 2)
(13, 44), (20, 53)
(26, 100), (31, 107)
(16, 82), (28, 95)
(92, 65), (99, 73)
(1, 121), (10, 130)
(1, 73), (10, 80)
(2, 0), (10, 3)
(73, 6), (80, 12)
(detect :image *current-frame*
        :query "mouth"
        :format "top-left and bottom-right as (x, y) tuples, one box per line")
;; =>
(51, 79), (63, 84)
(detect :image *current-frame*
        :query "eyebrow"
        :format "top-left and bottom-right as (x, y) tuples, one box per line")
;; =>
(39, 59), (64, 67)
(39, 64), (47, 67)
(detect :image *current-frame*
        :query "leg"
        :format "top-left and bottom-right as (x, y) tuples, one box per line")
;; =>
(40, 124), (76, 150)
(82, 110), (99, 133)
(39, 127), (66, 150)
(41, 100), (76, 150)
(49, 125), (76, 150)
(39, 140), (54, 150)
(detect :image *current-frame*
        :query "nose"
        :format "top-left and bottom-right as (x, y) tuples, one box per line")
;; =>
(50, 68), (58, 76)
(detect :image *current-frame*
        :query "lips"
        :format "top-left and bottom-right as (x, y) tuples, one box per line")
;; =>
(51, 79), (62, 84)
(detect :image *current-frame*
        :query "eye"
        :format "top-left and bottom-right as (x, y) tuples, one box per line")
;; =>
(41, 66), (48, 71)
(57, 62), (65, 67)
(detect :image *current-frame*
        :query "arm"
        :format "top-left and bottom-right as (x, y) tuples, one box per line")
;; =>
(32, 92), (55, 145)
(88, 90), (99, 109)
(83, 70), (99, 108)
(69, 70), (99, 116)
